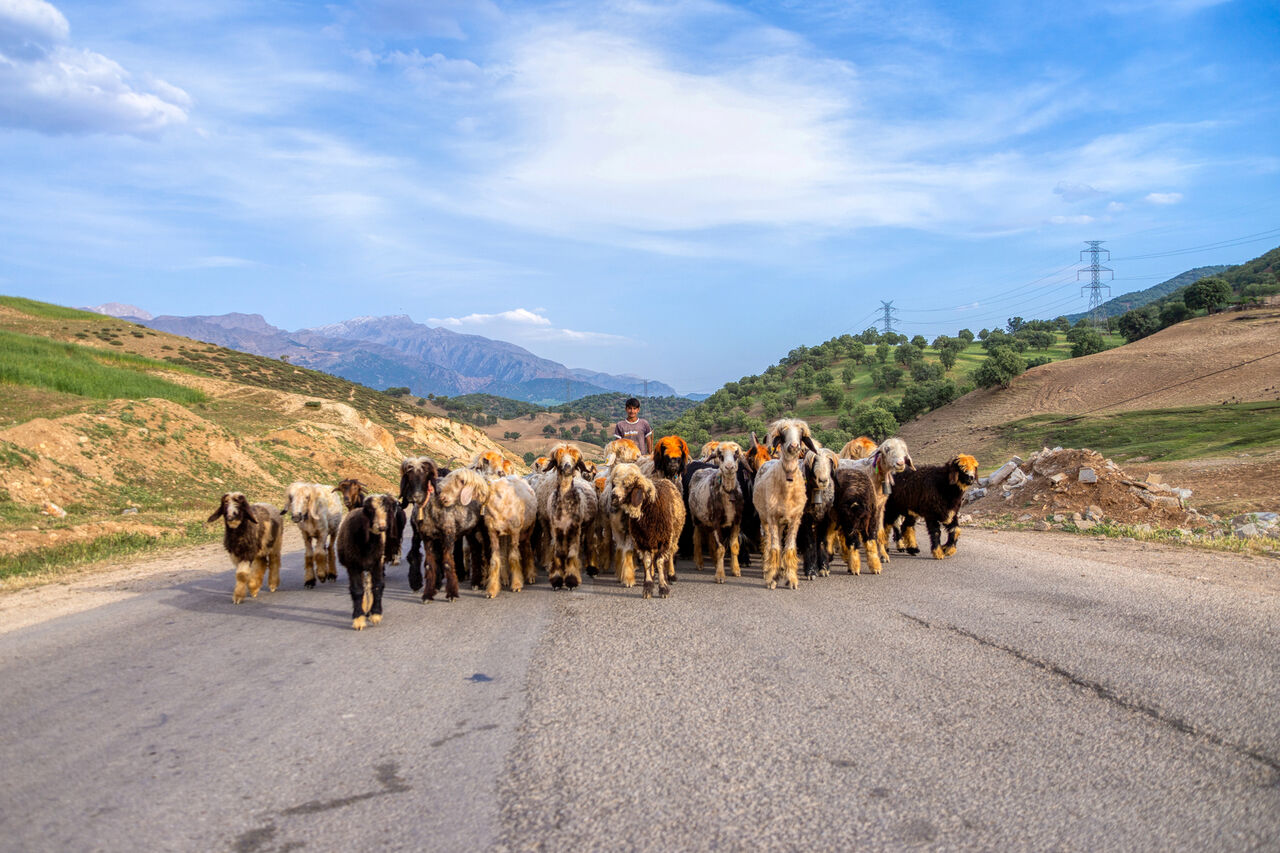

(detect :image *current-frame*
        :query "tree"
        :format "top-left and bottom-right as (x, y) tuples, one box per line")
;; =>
(820, 385), (844, 409)
(1159, 301), (1192, 326)
(841, 363), (858, 386)
(939, 346), (958, 371)
(1117, 306), (1160, 343)
(383, 386), (411, 397)
(1052, 316), (1070, 332)
(875, 341), (891, 363)
(910, 361), (943, 382)
(815, 368), (835, 387)
(871, 363), (904, 390)
(1184, 277), (1233, 312)
(848, 341), (866, 365)
(542, 424), (557, 437)
(1070, 328), (1105, 358)
(978, 328), (990, 340)
(1007, 316), (1027, 333)
(897, 379), (959, 421)
(894, 343), (920, 365)
(523, 452), (536, 466)
(910, 334), (928, 349)
(852, 403), (898, 441)
(972, 347), (1027, 389)
(957, 328), (975, 342)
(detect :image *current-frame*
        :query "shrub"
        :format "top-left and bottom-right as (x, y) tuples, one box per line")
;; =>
(852, 403), (898, 441)
(972, 347), (1027, 389)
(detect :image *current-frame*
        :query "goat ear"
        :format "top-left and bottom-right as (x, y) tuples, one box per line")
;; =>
(628, 487), (644, 507)
(207, 498), (226, 522)
(459, 484), (475, 506)
(801, 434), (817, 453)
(905, 454), (916, 471)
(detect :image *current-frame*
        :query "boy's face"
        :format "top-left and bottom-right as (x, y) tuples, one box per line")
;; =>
(626, 405), (639, 420)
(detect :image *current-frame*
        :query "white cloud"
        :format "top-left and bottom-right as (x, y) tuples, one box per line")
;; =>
(426, 307), (630, 345)
(1145, 191), (1183, 205)
(0, 0), (189, 135)
(1053, 180), (1106, 202)
(428, 307), (552, 327)
(1049, 214), (1096, 225)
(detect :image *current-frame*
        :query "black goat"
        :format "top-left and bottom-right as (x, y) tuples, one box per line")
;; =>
(337, 495), (391, 630)
(883, 454), (979, 560)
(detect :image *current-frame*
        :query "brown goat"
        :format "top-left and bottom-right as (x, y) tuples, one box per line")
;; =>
(208, 492), (284, 604)
(611, 463), (685, 599)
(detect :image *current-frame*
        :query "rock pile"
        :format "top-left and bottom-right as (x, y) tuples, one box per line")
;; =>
(963, 447), (1208, 530)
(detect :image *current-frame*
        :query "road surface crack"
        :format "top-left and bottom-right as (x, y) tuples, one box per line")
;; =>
(898, 611), (1280, 778)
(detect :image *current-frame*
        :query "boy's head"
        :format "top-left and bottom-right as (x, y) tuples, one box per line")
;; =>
(625, 397), (640, 419)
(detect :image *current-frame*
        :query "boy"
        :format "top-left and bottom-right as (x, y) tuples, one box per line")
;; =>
(612, 398), (653, 455)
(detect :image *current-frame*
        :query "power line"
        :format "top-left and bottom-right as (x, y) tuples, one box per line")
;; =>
(880, 300), (899, 336)
(1079, 241), (1113, 328)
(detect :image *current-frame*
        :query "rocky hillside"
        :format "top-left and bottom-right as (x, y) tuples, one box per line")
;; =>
(0, 297), (517, 570)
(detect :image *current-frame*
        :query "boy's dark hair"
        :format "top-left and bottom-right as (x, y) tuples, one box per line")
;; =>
(625, 397), (640, 409)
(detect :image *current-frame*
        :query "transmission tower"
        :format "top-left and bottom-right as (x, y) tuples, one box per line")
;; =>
(879, 300), (899, 336)
(1078, 241), (1113, 328)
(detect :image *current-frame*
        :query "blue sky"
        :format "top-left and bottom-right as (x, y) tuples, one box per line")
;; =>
(1, 0), (1277, 394)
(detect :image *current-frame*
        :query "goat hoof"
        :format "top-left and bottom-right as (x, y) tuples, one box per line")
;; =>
(586, 566), (598, 577)
(369, 614), (382, 626)
(565, 575), (579, 589)
(659, 586), (670, 598)
(715, 577), (725, 584)
(550, 576), (564, 590)
(642, 581), (653, 599)
(304, 579), (316, 589)
(352, 616), (367, 630)
(906, 547), (920, 555)
(766, 580), (777, 590)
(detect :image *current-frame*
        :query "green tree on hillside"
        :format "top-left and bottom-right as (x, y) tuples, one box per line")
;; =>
(1184, 277), (1233, 312)
(875, 341), (890, 363)
(1068, 327), (1106, 358)
(972, 347), (1027, 389)
(852, 403), (898, 441)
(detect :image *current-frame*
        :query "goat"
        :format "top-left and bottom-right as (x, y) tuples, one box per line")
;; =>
(611, 463), (685, 598)
(418, 468), (488, 601)
(697, 440), (721, 461)
(798, 447), (839, 579)
(335, 478), (367, 510)
(752, 419), (816, 590)
(536, 444), (597, 590)
(832, 467), (881, 575)
(481, 475), (538, 598)
(336, 495), (390, 630)
(399, 456), (442, 592)
(208, 492), (284, 604)
(884, 454), (979, 560)
(469, 449), (516, 479)
(686, 441), (747, 583)
(838, 438), (914, 568)
(282, 482), (344, 588)
(838, 436), (879, 460)
(604, 438), (642, 466)
(639, 435), (690, 485)
(375, 493), (407, 569)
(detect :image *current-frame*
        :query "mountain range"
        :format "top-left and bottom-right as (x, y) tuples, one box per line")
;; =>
(81, 305), (678, 404)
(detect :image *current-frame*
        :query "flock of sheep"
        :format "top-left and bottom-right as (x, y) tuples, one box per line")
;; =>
(207, 418), (979, 630)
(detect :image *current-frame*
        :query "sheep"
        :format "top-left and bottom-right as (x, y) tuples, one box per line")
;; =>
(336, 495), (390, 630)
(418, 468), (489, 601)
(481, 475), (538, 598)
(208, 492), (284, 604)
(399, 456), (443, 592)
(883, 454), (979, 560)
(831, 466), (882, 575)
(838, 436), (879, 460)
(281, 482), (344, 588)
(838, 437), (914, 569)
(536, 444), (598, 590)
(686, 441), (747, 583)
(797, 447), (840, 579)
(752, 419), (816, 590)
(335, 478), (367, 510)
(610, 462), (685, 598)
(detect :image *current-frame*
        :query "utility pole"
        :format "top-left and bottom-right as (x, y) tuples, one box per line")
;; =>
(879, 301), (899, 337)
(1078, 241), (1113, 328)
(565, 379), (571, 406)
(642, 379), (648, 399)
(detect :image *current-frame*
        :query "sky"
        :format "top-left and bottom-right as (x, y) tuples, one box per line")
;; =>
(1, 0), (1277, 394)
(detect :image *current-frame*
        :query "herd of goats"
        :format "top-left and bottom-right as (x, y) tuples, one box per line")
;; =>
(206, 418), (980, 630)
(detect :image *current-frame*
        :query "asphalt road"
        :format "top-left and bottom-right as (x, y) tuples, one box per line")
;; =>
(1, 532), (1277, 852)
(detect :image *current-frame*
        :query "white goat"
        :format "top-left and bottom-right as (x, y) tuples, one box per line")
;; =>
(687, 441), (747, 583)
(282, 482), (345, 588)
(838, 437), (913, 565)
(752, 419), (817, 590)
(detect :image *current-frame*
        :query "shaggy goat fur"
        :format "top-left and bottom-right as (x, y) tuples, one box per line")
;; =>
(336, 495), (390, 630)
(604, 438), (642, 467)
(832, 467), (882, 575)
(611, 463), (685, 598)
(883, 454), (979, 560)
(638, 435), (690, 484)
(536, 444), (597, 590)
(420, 468), (488, 601)
(838, 436), (879, 460)
(469, 450), (516, 479)
(481, 475), (538, 598)
(838, 437), (914, 564)
(797, 448), (839, 579)
(686, 441), (746, 582)
(282, 482), (344, 587)
(399, 456), (442, 592)
(374, 493), (407, 568)
(752, 419), (817, 590)
(209, 492), (284, 604)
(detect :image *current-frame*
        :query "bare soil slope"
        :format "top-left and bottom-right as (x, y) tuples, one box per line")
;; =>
(899, 308), (1280, 514)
